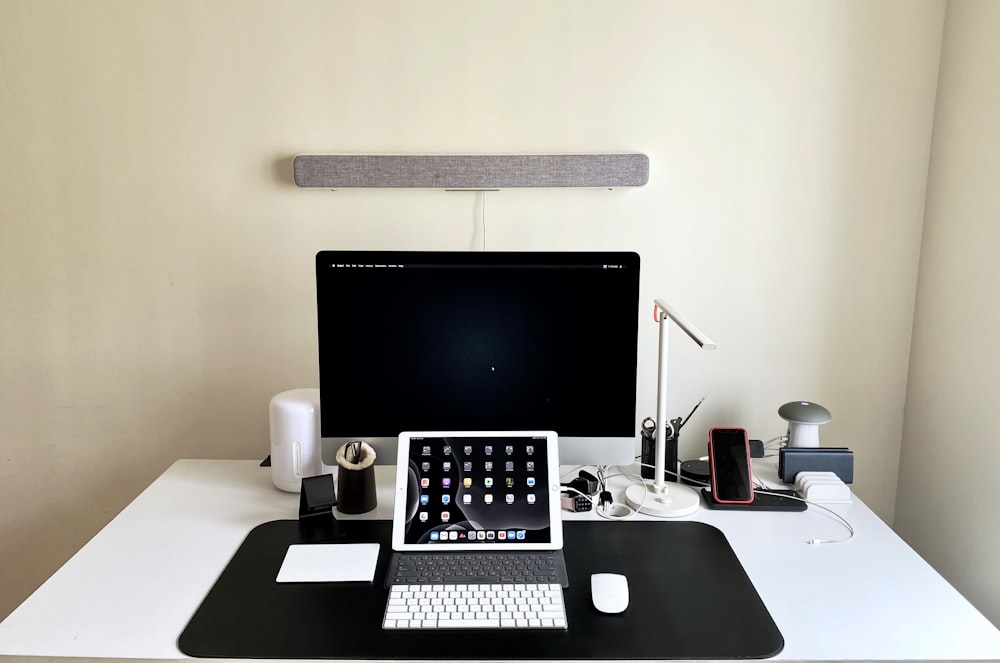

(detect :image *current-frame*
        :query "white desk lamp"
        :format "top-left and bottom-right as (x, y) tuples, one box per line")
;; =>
(625, 299), (716, 517)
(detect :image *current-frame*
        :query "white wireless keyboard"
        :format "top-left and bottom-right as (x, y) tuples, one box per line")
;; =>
(382, 583), (568, 630)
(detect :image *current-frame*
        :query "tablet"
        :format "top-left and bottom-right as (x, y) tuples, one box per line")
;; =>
(391, 431), (563, 552)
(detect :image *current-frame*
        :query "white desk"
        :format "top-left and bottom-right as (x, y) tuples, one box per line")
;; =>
(1, 459), (999, 662)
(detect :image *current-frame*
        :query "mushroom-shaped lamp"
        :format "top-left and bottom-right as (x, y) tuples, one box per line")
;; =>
(778, 401), (831, 448)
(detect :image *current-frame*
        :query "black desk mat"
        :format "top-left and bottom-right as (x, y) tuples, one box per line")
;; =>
(179, 520), (783, 660)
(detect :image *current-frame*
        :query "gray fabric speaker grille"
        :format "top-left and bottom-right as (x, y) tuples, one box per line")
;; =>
(292, 154), (649, 189)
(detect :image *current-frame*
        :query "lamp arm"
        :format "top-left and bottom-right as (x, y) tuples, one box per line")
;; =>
(654, 299), (717, 349)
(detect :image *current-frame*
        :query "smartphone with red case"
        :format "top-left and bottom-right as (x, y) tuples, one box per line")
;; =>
(708, 427), (754, 504)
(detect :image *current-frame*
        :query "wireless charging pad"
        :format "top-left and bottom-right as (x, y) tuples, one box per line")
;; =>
(680, 460), (710, 487)
(700, 488), (806, 512)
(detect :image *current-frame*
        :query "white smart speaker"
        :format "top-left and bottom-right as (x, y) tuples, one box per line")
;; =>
(269, 388), (324, 492)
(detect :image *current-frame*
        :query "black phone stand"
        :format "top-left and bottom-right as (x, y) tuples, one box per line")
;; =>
(298, 474), (343, 542)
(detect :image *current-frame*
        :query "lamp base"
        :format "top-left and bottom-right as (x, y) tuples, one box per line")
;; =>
(624, 481), (701, 518)
(787, 422), (821, 448)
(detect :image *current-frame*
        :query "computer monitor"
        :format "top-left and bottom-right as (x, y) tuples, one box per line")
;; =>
(315, 251), (640, 466)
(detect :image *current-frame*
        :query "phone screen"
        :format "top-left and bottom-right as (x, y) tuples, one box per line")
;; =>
(709, 428), (752, 502)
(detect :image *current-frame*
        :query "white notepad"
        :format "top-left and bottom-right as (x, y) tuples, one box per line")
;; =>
(276, 543), (380, 583)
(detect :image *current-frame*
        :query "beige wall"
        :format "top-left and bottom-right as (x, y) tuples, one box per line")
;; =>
(0, 1), (944, 620)
(896, 0), (1000, 627)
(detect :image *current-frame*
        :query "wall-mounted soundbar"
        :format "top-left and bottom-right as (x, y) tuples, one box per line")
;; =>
(292, 154), (649, 189)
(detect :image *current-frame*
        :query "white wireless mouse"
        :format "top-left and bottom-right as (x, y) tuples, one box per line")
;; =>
(591, 573), (629, 614)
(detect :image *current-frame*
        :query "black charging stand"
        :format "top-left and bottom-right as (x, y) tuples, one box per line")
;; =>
(298, 474), (343, 542)
(700, 488), (806, 511)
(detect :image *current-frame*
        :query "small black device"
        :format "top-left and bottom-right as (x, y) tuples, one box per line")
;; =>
(680, 459), (710, 487)
(778, 447), (854, 484)
(708, 427), (754, 504)
(565, 470), (600, 496)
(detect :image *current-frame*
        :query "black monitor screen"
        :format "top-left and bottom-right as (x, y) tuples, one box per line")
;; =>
(315, 251), (640, 446)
